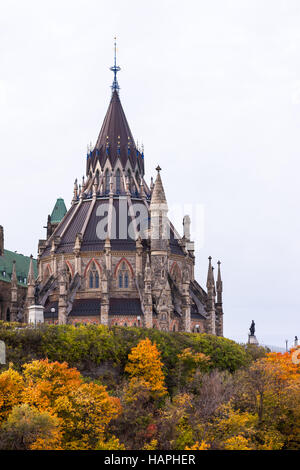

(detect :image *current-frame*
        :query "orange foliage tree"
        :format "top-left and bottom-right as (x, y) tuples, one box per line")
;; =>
(0, 359), (123, 450)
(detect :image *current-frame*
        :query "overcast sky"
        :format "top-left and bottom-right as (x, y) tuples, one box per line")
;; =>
(0, 0), (299, 347)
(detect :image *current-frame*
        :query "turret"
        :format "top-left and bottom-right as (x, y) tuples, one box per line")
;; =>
(215, 261), (224, 336)
(150, 166), (169, 252)
(206, 256), (216, 335)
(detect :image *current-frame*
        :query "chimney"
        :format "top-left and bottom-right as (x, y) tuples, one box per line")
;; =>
(0, 226), (3, 256)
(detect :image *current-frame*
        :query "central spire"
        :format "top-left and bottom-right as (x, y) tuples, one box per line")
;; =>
(86, 43), (145, 177)
(110, 37), (121, 93)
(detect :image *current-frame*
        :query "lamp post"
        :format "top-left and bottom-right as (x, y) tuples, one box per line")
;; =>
(51, 307), (55, 325)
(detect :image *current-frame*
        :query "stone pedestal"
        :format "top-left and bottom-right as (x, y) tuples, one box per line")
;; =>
(0, 340), (5, 364)
(248, 334), (259, 345)
(28, 305), (44, 325)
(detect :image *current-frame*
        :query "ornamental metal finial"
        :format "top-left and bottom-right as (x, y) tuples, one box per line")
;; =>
(110, 37), (121, 93)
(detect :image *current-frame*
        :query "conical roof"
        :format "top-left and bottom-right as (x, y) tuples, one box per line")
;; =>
(88, 90), (144, 173)
(151, 168), (167, 206)
(50, 198), (67, 224)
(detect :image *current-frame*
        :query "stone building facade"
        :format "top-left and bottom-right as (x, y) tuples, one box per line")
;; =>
(0, 226), (37, 322)
(26, 54), (224, 335)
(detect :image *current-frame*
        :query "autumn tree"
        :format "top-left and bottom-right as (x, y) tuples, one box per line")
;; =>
(54, 381), (122, 449)
(176, 348), (210, 392)
(125, 338), (167, 398)
(0, 367), (24, 422)
(0, 404), (62, 450)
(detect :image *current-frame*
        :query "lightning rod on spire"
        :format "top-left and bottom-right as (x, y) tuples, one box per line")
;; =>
(110, 37), (121, 93)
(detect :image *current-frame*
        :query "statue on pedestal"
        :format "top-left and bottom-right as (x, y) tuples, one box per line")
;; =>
(249, 320), (255, 336)
(248, 320), (258, 345)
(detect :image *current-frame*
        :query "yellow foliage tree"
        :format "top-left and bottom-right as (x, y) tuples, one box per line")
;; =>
(54, 382), (122, 449)
(125, 338), (167, 397)
(0, 367), (24, 422)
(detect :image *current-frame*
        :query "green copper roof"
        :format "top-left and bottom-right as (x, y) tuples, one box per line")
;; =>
(0, 249), (37, 286)
(50, 198), (67, 224)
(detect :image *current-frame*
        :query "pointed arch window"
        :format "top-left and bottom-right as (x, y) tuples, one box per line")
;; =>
(95, 271), (99, 289)
(87, 262), (100, 289)
(117, 261), (130, 289)
(116, 168), (121, 193)
(89, 272), (94, 288)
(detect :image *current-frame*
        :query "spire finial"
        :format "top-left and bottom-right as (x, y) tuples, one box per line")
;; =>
(156, 165), (161, 173)
(110, 37), (121, 93)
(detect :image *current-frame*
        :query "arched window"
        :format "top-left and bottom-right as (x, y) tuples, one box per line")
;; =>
(6, 308), (10, 322)
(95, 271), (99, 289)
(117, 261), (130, 289)
(87, 262), (100, 289)
(105, 169), (110, 193)
(124, 271), (129, 288)
(116, 168), (121, 193)
(89, 272), (94, 288)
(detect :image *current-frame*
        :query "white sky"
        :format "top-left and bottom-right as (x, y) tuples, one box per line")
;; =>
(0, 0), (299, 347)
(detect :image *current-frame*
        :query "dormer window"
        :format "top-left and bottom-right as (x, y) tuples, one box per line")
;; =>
(105, 169), (110, 194)
(116, 169), (121, 193)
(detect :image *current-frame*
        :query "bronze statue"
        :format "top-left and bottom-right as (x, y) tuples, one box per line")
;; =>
(34, 283), (40, 305)
(249, 320), (255, 336)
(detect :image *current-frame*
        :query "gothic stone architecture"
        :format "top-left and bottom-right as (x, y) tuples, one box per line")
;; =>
(0, 226), (37, 322)
(26, 56), (224, 335)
